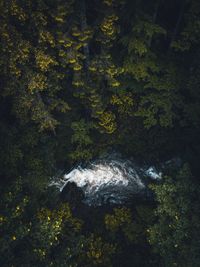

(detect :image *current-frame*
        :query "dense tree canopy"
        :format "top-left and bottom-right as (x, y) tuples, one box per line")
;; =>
(0, 0), (200, 266)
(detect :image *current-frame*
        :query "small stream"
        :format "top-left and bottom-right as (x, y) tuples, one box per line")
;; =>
(50, 155), (164, 206)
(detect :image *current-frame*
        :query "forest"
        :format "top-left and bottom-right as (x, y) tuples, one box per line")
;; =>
(0, 0), (200, 266)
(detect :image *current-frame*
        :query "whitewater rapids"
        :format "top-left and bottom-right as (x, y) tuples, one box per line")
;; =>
(50, 157), (162, 206)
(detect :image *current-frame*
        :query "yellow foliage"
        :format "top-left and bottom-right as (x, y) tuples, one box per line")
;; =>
(10, 0), (27, 21)
(39, 31), (55, 47)
(100, 14), (119, 39)
(111, 94), (123, 105)
(75, 43), (83, 50)
(35, 51), (57, 72)
(72, 27), (81, 37)
(107, 67), (118, 76)
(99, 111), (117, 134)
(69, 58), (76, 64)
(28, 73), (47, 93)
(54, 17), (64, 23)
(111, 80), (120, 87)
(34, 248), (46, 259)
(103, 0), (113, 6)
(87, 235), (115, 265)
(8, 40), (31, 77)
(73, 63), (82, 71)
(105, 208), (132, 231)
(78, 35), (89, 42)
(110, 93), (134, 115)
(72, 81), (84, 87)
(89, 66), (97, 72)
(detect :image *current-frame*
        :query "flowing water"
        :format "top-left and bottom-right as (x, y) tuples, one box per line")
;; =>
(50, 156), (162, 206)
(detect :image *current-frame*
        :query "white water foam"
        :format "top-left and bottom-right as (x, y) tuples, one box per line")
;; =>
(50, 158), (162, 206)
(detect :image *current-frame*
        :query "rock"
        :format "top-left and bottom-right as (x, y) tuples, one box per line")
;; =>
(60, 182), (84, 208)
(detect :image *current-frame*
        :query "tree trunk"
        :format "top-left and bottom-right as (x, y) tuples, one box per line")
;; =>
(168, 0), (186, 52)
(80, 0), (90, 69)
(148, 0), (161, 47)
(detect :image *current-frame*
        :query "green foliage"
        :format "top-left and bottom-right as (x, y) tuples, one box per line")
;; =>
(104, 206), (154, 244)
(1, 0), (200, 266)
(0, 178), (32, 266)
(171, 0), (200, 52)
(69, 119), (94, 161)
(149, 164), (200, 267)
(98, 111), (117, 134)
(0, 179), (117, 267)
(105, 207), (132, 232)
(110, 92), (134, 116)
(32, 203), (82, 265)
(85, 234), (116, 267)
